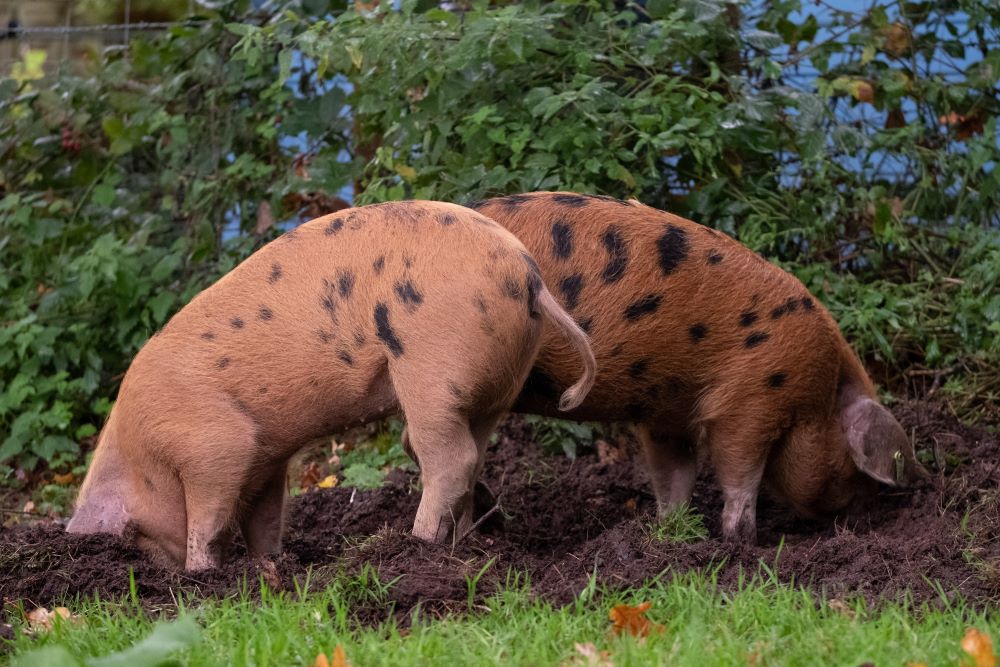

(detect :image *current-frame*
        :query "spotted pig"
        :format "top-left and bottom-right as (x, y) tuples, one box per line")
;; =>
(469, 192), (924, 542)
(67, 201), (596, 570)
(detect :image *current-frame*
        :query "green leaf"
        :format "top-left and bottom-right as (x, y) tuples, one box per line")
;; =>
(89, 617), (201, 667)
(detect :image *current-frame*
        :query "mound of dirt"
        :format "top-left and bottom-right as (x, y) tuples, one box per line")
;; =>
(2, 400), (998, 623)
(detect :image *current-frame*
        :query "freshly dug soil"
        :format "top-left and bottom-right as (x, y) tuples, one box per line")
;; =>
(2, 400), (998, 623)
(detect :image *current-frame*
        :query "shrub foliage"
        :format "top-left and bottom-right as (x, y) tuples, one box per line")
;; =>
(1, 0), (998, 472)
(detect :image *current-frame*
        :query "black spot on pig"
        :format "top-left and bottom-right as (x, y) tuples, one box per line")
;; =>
(438, 213), (457, 226)
(628, 358), (649, 379)
(610, 343), (625, 358)
(526, 271), (542, 319)
(707, 250), (724, 265)
(588, 194), (631, 206)
(316, 329), (333, 344)
(200, 331), (215, 341)
(466, 199), (486, 210)
(394, 280), (424, 309)
(552, 193), (588, 207)
(601, 227), (628, 283)
(230, 317), (244, 329)
(624, 294), (661, 321)
(745, 331), (770, 348)
(576, 316), (593, 334)
(324, 217), (344, 236)
(552, 222), (573, 260)
(559, 274), (584, 310)
(498, 194), (533, 210)
(216, 357), (230, 369)
(503, 277), (524, 301)
(801, 297), (815, 311)
(475, 295), (489, 314)
(657, 224), (689, 275)
(521, 252), (542, 277)
(768, 372), (787, 388)
(337, 350), (354, 366)
(338, 271), (355, 299)
(739, 311), (758, 327)
(258, 306), (273, 321)
(373, 256), (385, 275)
(268, 263), (283, 284)
(353, 329), (366, 346)
(689, 323), (708, 342)
(771, 297), (799, 320)
(374, 303), (404, 357)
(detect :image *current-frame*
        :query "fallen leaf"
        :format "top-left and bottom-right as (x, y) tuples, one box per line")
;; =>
(300, 462), (322, 490)
(23, 606), (82, 635)
(828, 598), (855, 619)
(22, 501), (35, 513)
(609, 601), (664, 639)
(316, 645), (352, 667)
(52, 472), (75, 485)
(624, 498), (637, 512)
(561, 642), (615, 666)
(317, 475), (338, 489)
(962, 628), (997, 667)
(905, 662), (928, 667)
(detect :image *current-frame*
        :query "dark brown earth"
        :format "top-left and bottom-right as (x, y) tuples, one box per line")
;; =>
(2, 400), (998, 624)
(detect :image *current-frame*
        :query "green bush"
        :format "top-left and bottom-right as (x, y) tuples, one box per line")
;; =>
(1, 0), (997, 474)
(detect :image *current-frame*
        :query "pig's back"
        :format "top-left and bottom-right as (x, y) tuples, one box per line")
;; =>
(474, 192), (846, 427)
(123, 201), (538, 444)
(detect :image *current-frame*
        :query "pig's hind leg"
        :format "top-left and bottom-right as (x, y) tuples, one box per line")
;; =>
(635, 425), (698, 516)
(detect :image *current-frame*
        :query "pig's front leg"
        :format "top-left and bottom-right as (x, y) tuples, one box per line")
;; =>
(240, 462), (288, 557)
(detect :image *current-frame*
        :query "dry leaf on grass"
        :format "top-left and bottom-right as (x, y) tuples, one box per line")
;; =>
(560, 642), (615, 667)
(315, 645), (351, 667)
(962, 628), (997, 667)
(828, 598), (856, 619)
(300, 462), (322, 490)
(23, 606), (83, 635)
(609, 602), (664, 639)
(317, 475), (338, 489)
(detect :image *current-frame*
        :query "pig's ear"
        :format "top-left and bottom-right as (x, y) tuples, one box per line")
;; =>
(841, 397), (910, 486)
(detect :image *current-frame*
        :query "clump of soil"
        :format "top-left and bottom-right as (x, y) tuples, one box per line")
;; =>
(2, 400), (998, 623)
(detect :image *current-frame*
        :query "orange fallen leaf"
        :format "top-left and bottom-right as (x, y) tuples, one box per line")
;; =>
(23, 606), (82, 635)
(300, 461), (322, 490)
(962, 628), (997, 667)
(609, 601), (664, 639)
(906, 662), (928, 667)
(315, 645), (351, 667)
(52, 472), (75, 485)
(561, 642), (615, 666)
(317, 475), (338, 489)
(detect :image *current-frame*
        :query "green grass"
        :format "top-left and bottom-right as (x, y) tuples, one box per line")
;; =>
(4, 569), (997, 666)
(646, 504), (710, 544)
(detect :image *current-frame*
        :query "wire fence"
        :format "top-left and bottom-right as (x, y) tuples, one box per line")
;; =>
(0, 0), (200, 71)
